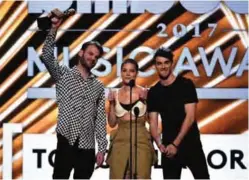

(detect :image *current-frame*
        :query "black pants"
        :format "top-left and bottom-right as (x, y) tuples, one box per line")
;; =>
(52, 134), (95, 180)
(162, 147), (210, 180)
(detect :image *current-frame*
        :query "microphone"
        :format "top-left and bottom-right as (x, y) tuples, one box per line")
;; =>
(128, 79), (135, 88)
(134, 107), (140, 118)
(37, 8), (76, 31)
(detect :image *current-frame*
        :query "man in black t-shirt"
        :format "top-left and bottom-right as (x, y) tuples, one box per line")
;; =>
(147, 48), (210, 179)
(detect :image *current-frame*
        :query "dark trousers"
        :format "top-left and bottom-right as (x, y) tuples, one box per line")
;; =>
(162, 147), (210, 180)
(52, 134), (95, 180)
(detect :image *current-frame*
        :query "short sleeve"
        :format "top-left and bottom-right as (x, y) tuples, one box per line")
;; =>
(183, 79), (198, 104)
(147, 88), (160, 112)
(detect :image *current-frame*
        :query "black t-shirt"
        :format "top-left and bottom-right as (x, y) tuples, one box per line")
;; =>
(147, 76), (201, 149)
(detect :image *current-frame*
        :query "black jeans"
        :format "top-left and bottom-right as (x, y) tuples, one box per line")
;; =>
(52, 134), (95, 180)
(162, 147), (210, 180)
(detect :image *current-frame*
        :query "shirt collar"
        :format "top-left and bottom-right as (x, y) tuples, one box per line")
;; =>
(72, 66), (95, 80)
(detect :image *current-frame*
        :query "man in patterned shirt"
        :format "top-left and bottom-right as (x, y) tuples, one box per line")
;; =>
(41, 9), (108, 179)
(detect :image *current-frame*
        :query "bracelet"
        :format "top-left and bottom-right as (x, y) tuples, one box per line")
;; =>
(171, 143), (178, 149)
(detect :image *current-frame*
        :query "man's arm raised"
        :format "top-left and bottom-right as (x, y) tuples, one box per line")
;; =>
(41, 9), (66, 82)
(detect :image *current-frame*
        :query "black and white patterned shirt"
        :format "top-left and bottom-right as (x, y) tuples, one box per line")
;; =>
(41, 29), (107, 153)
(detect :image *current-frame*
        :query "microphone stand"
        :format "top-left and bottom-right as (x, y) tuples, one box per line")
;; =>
(128, 80), (135, 179)
(133, 107), (139, 179)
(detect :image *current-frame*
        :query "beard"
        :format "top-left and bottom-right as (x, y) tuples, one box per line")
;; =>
(79, 57), (94, 71)
(158, 69), (171, 80)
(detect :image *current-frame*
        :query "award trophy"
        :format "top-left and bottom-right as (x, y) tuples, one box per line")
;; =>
(37, 8), (75, 31)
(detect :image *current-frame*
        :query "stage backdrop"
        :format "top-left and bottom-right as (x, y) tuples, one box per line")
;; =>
(0, 0), (248, 179)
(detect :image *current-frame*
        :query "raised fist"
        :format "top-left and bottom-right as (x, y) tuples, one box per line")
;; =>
(48, 8), (64, 29)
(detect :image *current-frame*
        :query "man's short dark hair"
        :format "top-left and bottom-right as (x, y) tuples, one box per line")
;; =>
(153, 47), (174, 63)
(81, 41), (104, 57)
